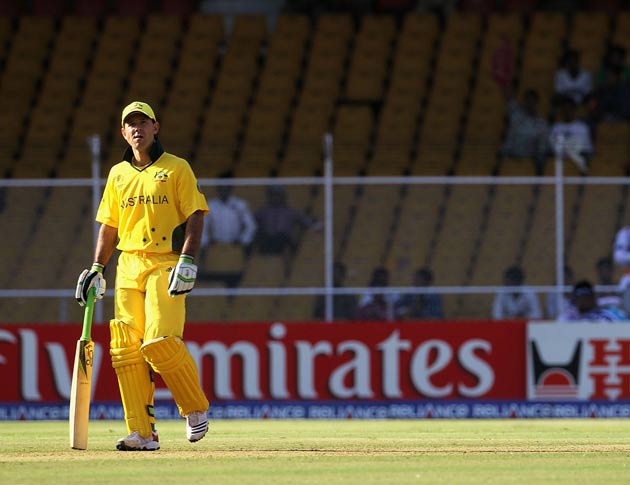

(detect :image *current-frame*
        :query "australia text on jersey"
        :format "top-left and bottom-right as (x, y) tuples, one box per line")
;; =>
(120, 194), (169, 209)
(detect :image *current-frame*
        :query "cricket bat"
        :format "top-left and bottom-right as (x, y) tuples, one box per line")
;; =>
(69, 287), (96, 450)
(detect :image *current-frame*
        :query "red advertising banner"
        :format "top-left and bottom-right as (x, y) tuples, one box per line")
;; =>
(0, 321), (527, 403)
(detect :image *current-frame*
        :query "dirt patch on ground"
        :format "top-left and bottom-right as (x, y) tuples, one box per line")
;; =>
(5, 444), (630, 462)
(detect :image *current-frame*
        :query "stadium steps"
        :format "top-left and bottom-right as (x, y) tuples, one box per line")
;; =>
(3, 16), (55, 177)
(340, 185), (401, 288)
(0, 16), (15, 176)
(449, 13), (527, 318)
(234, 14), (309, 177)
(82, 15), (141, 174)
(33, 16), (98, 179)
(0, 187), (48, 289)
(367, 13), (438, 176)
(385, 184), (444, 287)
(279, 13), (352, 177)
(518, 11), (566, 116)
(197, 15), (264, 179)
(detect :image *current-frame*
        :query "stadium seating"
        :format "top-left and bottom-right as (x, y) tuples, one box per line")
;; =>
(2, 6), (630, 323)
(386, 185), (444, 286)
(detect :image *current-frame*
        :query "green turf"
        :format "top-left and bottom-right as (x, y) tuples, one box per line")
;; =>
(1, 420), (630, 484)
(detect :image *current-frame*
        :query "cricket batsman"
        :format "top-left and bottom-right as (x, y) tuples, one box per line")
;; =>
(75, 101), (210, 451)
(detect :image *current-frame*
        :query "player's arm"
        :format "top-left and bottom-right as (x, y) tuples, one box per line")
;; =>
(181, 210), (204, 258)
(94, 223), (118, 266)
(168, 210), (205, 296)
(75, 223), (118, 306)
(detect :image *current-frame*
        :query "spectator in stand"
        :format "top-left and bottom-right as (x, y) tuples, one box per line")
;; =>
(549, 96), (594, 174)
(591, 46), (630, 123)
(499, 87), (550, 175)
(492, 37), (549, 174)
(566, 280), (627, 322)
(554, 49), (593, 106)
(356, 266), (397, 321)
(595, 44), (630, 88)
(492, 265), (542, 320)
(313, 261), (358, 321)
(595, 256), (623, 310)
(545, 265), (578, 320)
(396, 267), (444, 320)
(612, 225), (630, 313)
(254, 185), (321, 257)
(199, 171), (257, 287)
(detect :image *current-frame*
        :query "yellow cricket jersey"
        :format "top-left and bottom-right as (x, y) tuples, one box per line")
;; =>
(96, 140), (208, 254)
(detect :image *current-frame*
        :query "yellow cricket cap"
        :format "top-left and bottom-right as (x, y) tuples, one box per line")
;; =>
(121, 101), (156, 125)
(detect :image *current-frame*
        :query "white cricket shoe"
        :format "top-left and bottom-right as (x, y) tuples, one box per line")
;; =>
(116, 431), (160, 451)
(186, 410), (209, 442)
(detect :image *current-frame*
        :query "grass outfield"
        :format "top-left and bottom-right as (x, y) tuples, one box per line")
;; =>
(1, 420), (630, 484)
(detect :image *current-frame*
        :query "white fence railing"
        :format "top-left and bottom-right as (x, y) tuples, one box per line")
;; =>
(1, 134), (628, 322)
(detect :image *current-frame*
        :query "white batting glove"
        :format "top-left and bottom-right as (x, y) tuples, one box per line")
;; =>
(75, 263), (106, 306)
(168, 254), (197, 296)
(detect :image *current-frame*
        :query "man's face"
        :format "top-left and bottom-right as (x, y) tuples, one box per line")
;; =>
(121, 113), (159, 151)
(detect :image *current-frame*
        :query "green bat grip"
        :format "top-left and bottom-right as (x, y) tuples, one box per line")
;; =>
(81, 287), (96, 341)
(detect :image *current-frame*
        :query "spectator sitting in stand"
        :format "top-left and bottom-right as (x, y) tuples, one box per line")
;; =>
(566, 280), (627, 322)
(554, 49), (593, 106)
(595, 256), (622, 310)
(254, 185), (321, 255)
(313, 261), (357, 321)
(545, 265), (578, 320)
(549, 96), (594, 174)
(594, 68), (630, 122)
(612, 224), (630, 313)
(199, 171), (257, 287)
(356, 266), (398, 321)
(493, 35), (549, 174)
(492, 265), (542, 320)
(396, 267), (444, 320)
(499, 87), (550, 175)
(594, 44), (630, 88)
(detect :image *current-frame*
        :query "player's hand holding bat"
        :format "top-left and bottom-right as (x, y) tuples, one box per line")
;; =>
(168, 254), (197, 296)
(75, 263), (106, 306)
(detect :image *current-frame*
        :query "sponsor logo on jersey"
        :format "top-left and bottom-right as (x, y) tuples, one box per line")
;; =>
(154, 171), (168, 183)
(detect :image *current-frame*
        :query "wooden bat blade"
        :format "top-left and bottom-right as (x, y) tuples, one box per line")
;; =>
(69, 339), (94, 450)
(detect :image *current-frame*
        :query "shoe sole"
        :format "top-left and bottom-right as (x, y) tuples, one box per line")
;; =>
(116, 442), (160, 451)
